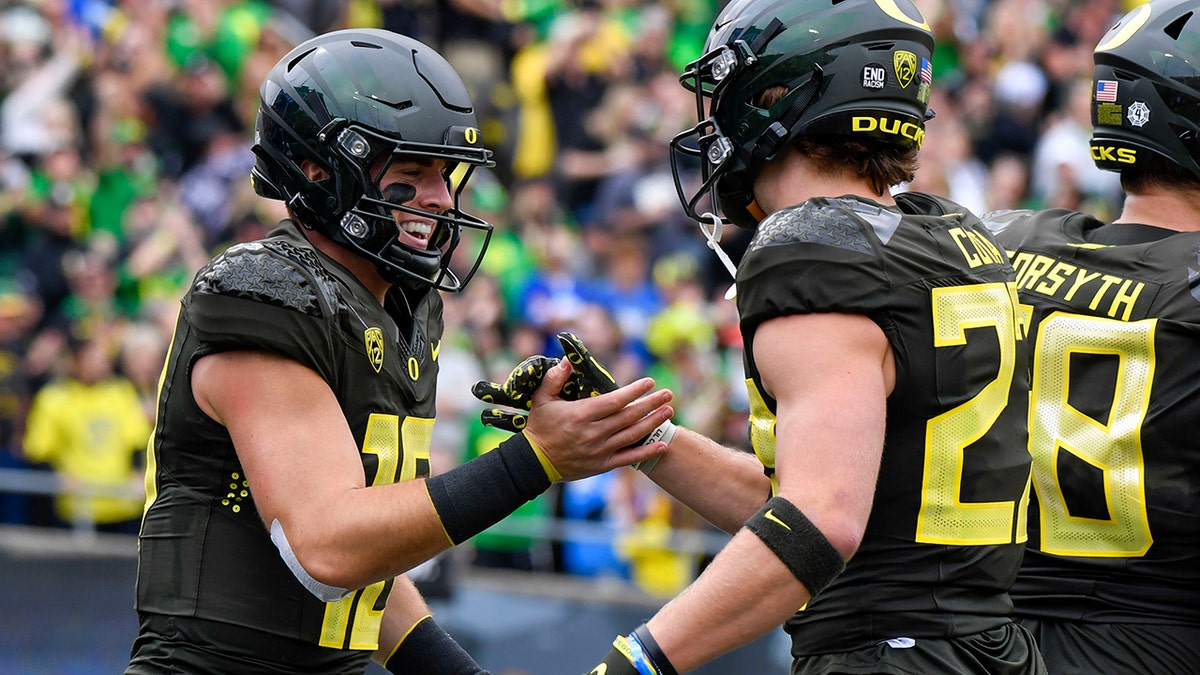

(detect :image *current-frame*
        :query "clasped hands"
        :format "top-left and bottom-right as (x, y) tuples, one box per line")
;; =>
(471, 332), (675, 476)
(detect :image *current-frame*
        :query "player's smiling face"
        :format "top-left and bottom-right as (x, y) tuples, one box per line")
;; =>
(376, 156), (453, 250)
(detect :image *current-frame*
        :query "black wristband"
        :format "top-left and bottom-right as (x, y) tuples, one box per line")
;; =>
(383, 615), (489, 675)
(426, 433), (552, 545)
(631, 624), (679, 675)
(744, 496), (846, 596)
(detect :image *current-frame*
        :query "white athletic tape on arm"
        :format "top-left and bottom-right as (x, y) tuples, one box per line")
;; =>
(270, 519), (353, 602)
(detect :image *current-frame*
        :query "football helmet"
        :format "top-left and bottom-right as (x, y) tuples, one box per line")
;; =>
(669, 0), (935, 228)
(251, 28), (495, 292)
(1090, 0), (1200, 180)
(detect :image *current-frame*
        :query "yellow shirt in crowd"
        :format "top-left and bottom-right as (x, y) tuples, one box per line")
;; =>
(23, 377), (150, 526)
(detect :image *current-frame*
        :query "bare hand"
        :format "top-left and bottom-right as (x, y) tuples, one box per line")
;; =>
(523, 359), (673, 481)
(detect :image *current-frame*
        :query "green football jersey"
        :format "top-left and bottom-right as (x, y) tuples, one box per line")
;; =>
(988, 208), (1200, 627)
(135, 221), (443, 665)
(738, 193), (1031, 655)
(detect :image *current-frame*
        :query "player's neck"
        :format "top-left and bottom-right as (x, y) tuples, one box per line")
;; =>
(1115, 186), (1200, 232)
(754, 150), (895, 213)
(304, 228), (390, 305)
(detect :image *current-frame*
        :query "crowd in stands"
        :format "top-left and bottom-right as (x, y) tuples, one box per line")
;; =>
(0, 0), (1131, 598)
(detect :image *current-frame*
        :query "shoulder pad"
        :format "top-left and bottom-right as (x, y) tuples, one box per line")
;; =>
(750, 199), (876, 255)
(979, 209), (1036, 235)
(192, 241), (339, 317)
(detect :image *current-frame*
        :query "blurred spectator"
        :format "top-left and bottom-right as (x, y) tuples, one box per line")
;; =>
(986, 152), (1036, 212)
(22, 330), (150, 534)
(117, 319), (169, 421)
(0, 279), (41, 525)
(518, 224), (592, 354)
(1031, 76), (1122, 215)
(17, 188), (85, 332)
(0, 8), (88, 160)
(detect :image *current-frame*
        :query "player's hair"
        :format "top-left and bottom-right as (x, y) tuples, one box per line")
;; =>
(759, 85), (919, 197)
(1120, 154), (1200, 195)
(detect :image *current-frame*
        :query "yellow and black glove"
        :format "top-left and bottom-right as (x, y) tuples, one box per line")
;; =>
(471, 332), (619, 433)
(471, 332), (675, 473)
(471, 354), (559, 433)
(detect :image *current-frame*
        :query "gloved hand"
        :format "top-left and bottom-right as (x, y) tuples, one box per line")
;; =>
(471, 332), (675, 473)
(471, 332), (619, 432)
(471, 354), (559, 433)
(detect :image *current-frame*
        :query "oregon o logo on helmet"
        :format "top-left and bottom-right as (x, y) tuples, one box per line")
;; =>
(464, 127), (478, 144)
(851, 116), (925, 147)
(873, 0), (931, 30)
(1095, 4), (1152, 52)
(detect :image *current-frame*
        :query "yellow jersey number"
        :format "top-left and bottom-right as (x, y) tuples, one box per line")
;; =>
(319, 413), (434, 650)
(1028, 312), (1154, 557)
(746, 282), (1028, 546)
(918, 282), (1028, 545)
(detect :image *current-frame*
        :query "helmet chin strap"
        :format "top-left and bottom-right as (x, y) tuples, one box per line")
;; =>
(698, 211), (740, 301)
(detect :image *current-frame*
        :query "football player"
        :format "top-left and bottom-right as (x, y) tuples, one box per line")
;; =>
(125, 29), (673, 675)
(578, 0), (1043, 672)
(984, 1), (1200, 671)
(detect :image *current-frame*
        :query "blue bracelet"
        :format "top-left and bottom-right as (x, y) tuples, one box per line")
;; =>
(622, 633), (659, 675)
(626, 625), (679, 675)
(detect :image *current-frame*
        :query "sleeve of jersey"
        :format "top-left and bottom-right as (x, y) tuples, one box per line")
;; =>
(184, 246), (337, 381)
(736, 203), (891, 328)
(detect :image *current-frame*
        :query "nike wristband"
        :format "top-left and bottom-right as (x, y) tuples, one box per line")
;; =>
(426, 432), (552, 545)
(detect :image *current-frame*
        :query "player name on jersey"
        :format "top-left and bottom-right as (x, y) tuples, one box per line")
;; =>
(1007, 250), (1148, 321)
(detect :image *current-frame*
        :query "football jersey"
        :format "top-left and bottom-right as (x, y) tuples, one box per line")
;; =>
(737, 193), (1031, 655)
(987, 208), (1200, 627)
(135, 221), (442, 665)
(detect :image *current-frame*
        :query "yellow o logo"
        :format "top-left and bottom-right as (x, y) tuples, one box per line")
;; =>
(407, 357), (420, 381)
(1096, 4), (1152, 52)
(464, 127), (478, 144)
(874, 0), (931, 31)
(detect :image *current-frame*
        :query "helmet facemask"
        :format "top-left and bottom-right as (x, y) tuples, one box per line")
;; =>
(319, 122), (494, 293)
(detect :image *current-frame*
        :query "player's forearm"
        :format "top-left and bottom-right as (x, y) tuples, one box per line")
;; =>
(649, 426), (772, 533)
(287, 432), (553, 590)
(645, 530), (809, 672)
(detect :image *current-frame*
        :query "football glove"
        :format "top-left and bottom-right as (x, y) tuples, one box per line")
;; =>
(472, 354), (559, 433)
(471, 332), (619, 433)
(471, 332), (674, 473)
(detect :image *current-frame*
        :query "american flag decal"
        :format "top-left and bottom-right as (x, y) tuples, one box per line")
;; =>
(1096, 80), (1118, 102)
(919, 58), (932, 84)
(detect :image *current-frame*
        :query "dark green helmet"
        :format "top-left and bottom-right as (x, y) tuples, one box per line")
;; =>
(251, 28), (495, 292)
(1090, 0), (1200, 180)
(669, 0), (935, 228)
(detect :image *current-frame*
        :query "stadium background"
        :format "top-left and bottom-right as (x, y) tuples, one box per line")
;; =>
(0, 0), (1139, 672)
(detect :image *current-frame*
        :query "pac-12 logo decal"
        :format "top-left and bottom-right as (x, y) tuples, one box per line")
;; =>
(894, 50), (917, 89)
(364, 327), (385, 373)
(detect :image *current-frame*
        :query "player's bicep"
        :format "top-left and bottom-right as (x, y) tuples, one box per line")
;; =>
(752, 312), (892, 556)
(191, 350), (366, 527)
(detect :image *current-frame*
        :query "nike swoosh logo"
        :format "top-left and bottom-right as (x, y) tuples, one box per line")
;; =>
(764, 509), (791, 531)
(431, 340), (441, 361)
